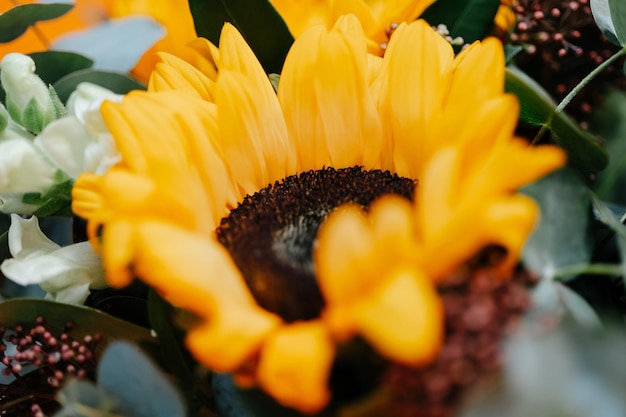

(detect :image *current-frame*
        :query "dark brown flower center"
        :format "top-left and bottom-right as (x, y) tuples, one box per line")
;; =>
(216, 166), (416, 322)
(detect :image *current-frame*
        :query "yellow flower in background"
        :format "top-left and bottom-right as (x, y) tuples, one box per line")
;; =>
(269, 0), (436, 54)
(0, 0), (196, 83)
(494, 0), (518, 35)
(0, 0), (107, 55)
(72, 15), (565, 413)
(104, 0), (197, 82)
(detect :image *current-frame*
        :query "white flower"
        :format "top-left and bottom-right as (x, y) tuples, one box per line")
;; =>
(0, 214), (108, 304)
(35, 82), (122, 178)
(0, 119), (60, 214)
(0, 53), (60, 133)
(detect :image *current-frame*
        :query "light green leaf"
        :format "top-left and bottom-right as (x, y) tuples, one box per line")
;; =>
(591, 0), (622, 45)
(505, 66), (608, 172)
(592, 195), (626, 279)
(522, 169), (594, 280)
(188, 0), (294, 74)
(98, 341), (186, 417)
(0, 3), (73, 43)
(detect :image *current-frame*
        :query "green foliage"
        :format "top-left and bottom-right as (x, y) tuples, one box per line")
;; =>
(0, 298), (157, 354)
(188, 0), (294, 74)
(55, 342), (186, 417)
(459, 323), (626, 417)
(53, 69), (145, 103)
(590, 0), (626, 47)
(0, 3), (73, 43)
(22, 179), (73, 217)
(505, 66), (609, 172)
(420, 0), (500, 49)
(29, 51), (94, 85)
(522, 168), (594, 280)
(97, 342), (186, 417)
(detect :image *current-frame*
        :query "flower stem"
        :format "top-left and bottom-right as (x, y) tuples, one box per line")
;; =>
(531, 47), (626, 145)
(553, 263), (624, 280)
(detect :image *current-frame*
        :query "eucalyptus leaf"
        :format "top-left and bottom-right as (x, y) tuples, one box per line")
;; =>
(459, 324), (626, 417)
(188, 0), (293, 74)
(505, 66), (608, 172)
(592, 195), (626, 279)
(98, 341), (186, 417)
(522, 168), (594, 280)
(591, 91), (626, 204)
(590, 0), (626, 46)
(420, 0), (500, 48)
(0, 3), (73, 43)
(53, 16), (165, 73)
(29, 51), (94, 85)
(55, 379), (119, 417)
(53, 69), (144, 103)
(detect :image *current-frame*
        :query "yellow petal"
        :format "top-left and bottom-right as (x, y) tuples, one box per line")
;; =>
(279, 14), (382, 171)
(148, 52), (216, 101)
(353, 266), (443, 365)
(133, 221), (281, 370)
(186, 37), (220, 81)
(315, 204), (375, 305)
(269, 0), (333, 38)
(257, 321), (334, 413)
(374, 20), (454, 177)
(216, 24), (294, 194)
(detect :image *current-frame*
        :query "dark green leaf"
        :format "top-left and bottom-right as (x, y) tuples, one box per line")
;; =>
(147, 290), (196, 389)
(29, 51), (94, 85)
(420, 0), (500, 48)
(522, 168), (594, 280)
(98, 341), (186, 417)
(505, 66), (608, 172)
(53, 69), (145, 103)
(0, 3), (73, 43)
(591, 0), (622, 45)
(188, 0), (294, 74)
(0, 298), (157, 358)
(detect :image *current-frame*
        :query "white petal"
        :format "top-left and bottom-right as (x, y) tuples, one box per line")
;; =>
(7, 214), (59, 258)
(35, 116), (91, 178)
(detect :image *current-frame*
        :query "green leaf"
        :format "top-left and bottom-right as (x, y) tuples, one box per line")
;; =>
(188, 0), (294, 74)
(505, 66), (609, 172)
(592, 195), (626, 280)
(53, 69), (145, 103)
(592, 91), (626, 203)
(0, 298), (157, 358)
(0, 3), (73, 43)
(420, 0), (500, 47)
(98, 341), (186, 417)
(521, 168), (594, 280)
(147, 291), (196, 391)
(23, 179), (74, 217)
(590, 0), (626, 46)
(29, 51), (94, 85)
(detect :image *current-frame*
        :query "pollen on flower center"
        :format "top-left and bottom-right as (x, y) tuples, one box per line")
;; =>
(216, 166), (417, 323)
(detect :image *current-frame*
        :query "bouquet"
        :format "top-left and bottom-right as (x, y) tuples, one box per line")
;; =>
(0, 0), (624, 416)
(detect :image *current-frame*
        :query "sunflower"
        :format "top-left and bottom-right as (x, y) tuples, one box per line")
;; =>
(269, 0), (436, 54)
(72, 15), (565, 413)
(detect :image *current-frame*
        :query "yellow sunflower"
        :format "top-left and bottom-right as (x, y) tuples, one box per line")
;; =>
(72, 15), (565, 413)
(269, 0), (436, 54)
